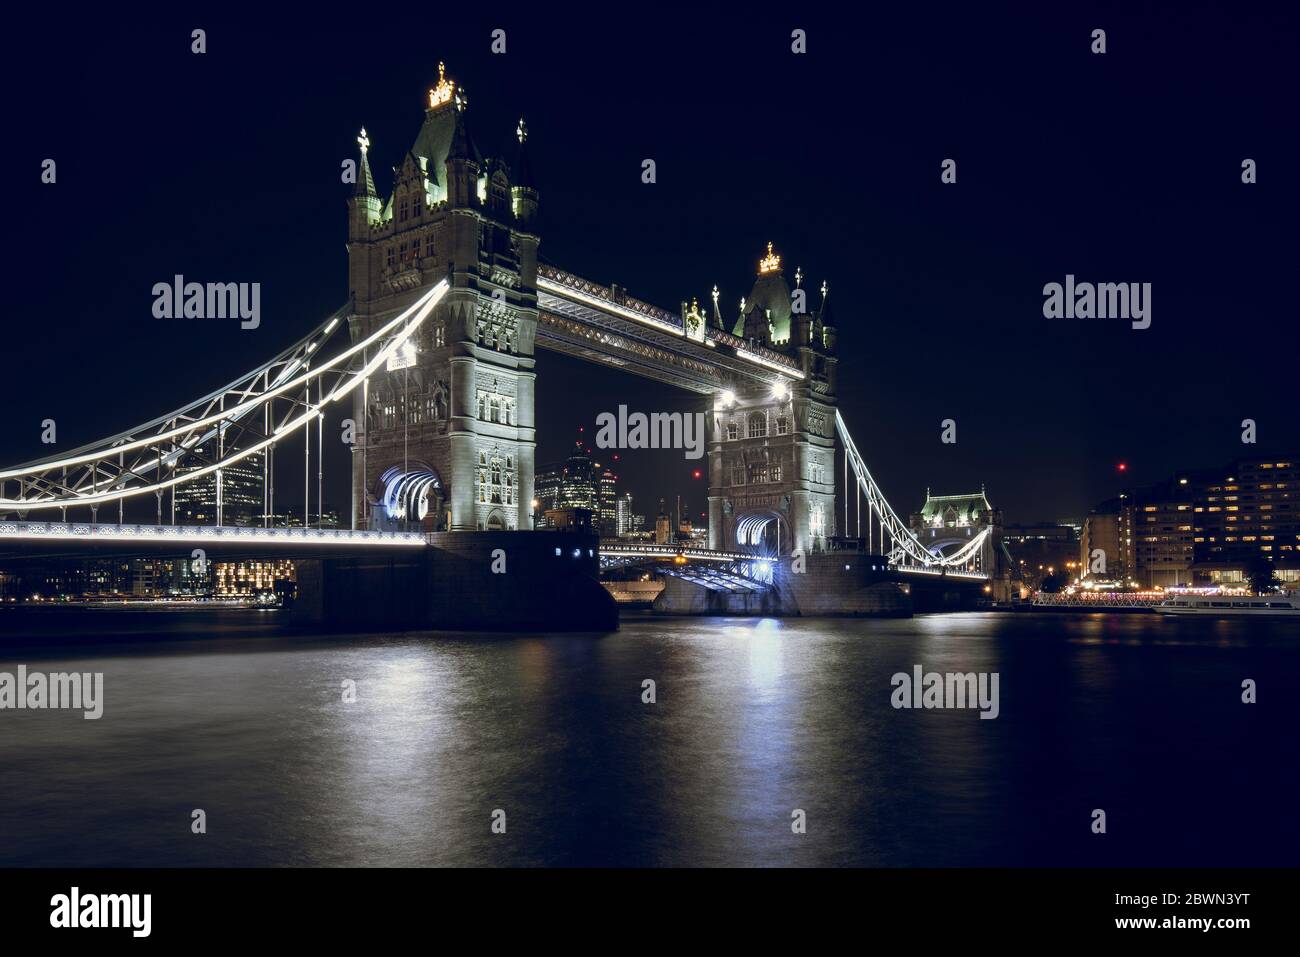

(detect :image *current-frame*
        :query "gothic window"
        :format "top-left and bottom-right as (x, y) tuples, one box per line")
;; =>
(399, 199), (409, 223)
(776, 416), (789, 435)
(490, 460), (503, 504)
(424, 234), (435, 259)
(477, 394), (487, 420)
(413, 197), (422, 218)
(731, 467), (745, 486)
(434, 324), (445, 348)
(399, 242), (408, 262)
(747, 412), (767, 438)
(386, 246), (395, 268)
(726, 422), (738, 441)
(489, 396), (501, 423)
(479, 452), (488, 467)
(506, 455), (513, 469)
(772, 463), (783, 482)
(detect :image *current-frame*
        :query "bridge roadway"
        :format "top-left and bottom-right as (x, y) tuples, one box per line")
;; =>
(599, 541), (990, 584)
(0, 520), (426, 561)
(0, 522), (989, 585)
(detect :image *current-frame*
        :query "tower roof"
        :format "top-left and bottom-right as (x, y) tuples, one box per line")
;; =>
(409, 63), (479, 192)
(919, 490), (995, 523)
(732, 244), (793, 342)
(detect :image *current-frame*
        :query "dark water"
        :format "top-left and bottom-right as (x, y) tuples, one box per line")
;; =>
(0, 608), (1296, 867)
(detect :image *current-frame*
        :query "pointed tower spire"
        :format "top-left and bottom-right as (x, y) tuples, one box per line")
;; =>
(348, 126), (382, 239)
(512, 116), (539, 227)
(355, 127), (377, 199)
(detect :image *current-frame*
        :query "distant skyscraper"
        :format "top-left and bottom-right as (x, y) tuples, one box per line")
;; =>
(616, 493), (635, 537)
(536, 442), (620, 534)
(595, 463), (617, 534)
(174, 449), (264, 526)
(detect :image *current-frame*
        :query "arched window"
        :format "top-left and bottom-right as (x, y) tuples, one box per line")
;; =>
(747, 412), (767, 438)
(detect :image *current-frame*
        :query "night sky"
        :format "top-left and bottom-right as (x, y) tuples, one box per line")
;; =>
(5, 4), (1296, 525)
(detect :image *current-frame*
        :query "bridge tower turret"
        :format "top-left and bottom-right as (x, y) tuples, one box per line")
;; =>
(346, 63), (539, 533)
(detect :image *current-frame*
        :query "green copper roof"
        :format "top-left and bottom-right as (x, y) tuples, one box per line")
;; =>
(919, 491), (993, 523)
(732, 271), (793, 343)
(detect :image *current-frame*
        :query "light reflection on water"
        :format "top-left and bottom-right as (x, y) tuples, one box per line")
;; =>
(0, 608), (1295, 867)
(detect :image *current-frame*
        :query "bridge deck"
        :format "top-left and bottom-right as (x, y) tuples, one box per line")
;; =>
(0, 521), (426, 560)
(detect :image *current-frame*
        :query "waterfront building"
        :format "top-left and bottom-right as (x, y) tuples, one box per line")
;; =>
(1083, 455), (1299, 589)
(213, 560), (296, 598)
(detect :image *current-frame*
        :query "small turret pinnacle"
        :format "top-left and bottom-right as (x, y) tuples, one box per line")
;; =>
(355, 127), (377, 198)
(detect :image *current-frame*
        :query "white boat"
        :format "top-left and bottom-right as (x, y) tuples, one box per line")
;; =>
(1154, 596), (1300, 617)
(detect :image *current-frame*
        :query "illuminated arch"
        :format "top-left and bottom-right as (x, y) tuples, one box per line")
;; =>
(376, 464), (442, 529)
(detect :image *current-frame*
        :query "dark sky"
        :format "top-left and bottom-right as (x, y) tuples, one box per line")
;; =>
(4, 3), (1296, 525)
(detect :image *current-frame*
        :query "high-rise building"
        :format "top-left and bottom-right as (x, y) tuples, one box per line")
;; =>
(173, 450), (265, 526)
(615, 493), (635, 537)
(535, 442), (620, 534)
(595, 463), (617, 534)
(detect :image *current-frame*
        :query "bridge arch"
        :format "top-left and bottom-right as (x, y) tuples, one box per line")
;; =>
(374, 463), (445, 531)
(734, 508), (788, 557)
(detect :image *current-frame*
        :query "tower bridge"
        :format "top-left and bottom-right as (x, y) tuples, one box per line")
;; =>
(0, 64), (1002, 628)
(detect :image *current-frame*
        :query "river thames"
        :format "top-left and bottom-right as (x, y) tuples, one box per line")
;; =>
(0, 608), (1295, 867)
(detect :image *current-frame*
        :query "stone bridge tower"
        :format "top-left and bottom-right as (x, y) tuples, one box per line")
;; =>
(346, 64), (539, 532)
(707, 245), (838, 556)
